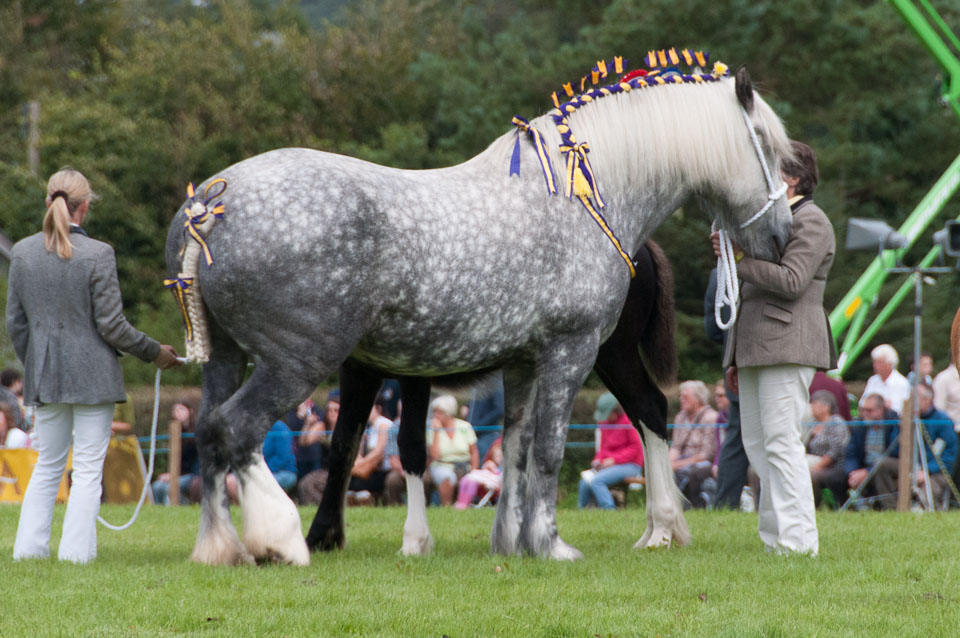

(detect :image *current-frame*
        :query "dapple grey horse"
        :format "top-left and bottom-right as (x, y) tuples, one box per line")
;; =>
(166, 67), (793, 565)
(307, 239), (677, 557)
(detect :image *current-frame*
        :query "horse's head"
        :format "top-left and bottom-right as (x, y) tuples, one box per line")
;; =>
(701, 67), (793, 263)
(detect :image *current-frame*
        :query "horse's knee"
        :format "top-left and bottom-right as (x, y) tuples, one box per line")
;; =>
(532, 444), (564, 476)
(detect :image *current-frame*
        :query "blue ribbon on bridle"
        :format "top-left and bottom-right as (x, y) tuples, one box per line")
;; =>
(509, 116), (557, 195)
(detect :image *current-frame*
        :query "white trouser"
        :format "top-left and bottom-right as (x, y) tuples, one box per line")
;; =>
(13, 403), (114, 564)
(738, 365), (818, 555)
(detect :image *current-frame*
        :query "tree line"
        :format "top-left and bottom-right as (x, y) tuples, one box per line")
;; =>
(2, 0), (960, 385)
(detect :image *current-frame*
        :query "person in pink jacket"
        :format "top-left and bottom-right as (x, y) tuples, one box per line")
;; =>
(578, 393), (644, 509)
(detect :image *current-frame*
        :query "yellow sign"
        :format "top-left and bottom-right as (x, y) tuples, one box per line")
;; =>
(102, 436), (149, 504)
(0, 449), (71, 504)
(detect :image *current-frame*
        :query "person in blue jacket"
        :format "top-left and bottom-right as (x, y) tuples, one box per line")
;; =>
(872, 383), (957, 510)
(264, 420), (298, 493)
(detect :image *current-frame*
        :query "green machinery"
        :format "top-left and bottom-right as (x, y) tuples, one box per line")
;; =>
(829, 0), (960, 376)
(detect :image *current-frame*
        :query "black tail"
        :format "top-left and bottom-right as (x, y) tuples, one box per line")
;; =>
(639, 240), (678, 385)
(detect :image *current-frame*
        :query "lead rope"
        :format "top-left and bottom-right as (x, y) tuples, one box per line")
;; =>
(714, 226), (740, 331)
(97, 357), (192, 531)
(713, 106), (789, 331)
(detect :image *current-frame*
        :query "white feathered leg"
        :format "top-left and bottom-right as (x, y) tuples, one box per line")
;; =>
(239, 454), (309, 565)
(634, 424), (690, 549)
(191, 470), (253, 566)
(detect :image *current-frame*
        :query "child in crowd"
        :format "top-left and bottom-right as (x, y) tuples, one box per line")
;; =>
(454, 441), (502, 510)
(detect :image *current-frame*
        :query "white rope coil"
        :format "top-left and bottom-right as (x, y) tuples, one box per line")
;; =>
(714, 229), (740, 331)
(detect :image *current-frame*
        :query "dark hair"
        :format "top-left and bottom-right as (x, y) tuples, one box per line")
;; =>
(782, 141), (819, 196)
(0, 368), (22, 388)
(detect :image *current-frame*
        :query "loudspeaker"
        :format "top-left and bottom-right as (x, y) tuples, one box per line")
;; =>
(845, 218), (908, 252)
(933, 220), (960, 257)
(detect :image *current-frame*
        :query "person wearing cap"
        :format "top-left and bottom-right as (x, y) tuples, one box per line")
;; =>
(7, 168), (181, 564)
(578, 392), (644, 510)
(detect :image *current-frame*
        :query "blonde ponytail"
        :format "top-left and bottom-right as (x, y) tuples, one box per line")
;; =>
(42, 168), (97, 260)
(42, 195), (73, 259)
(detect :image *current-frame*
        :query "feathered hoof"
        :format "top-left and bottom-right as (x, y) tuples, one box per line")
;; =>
(541, 537), (584, 561)
(399, 532), (434, 557)
(633, 526), (690, 550)
(190, 535), (255, 566)
(244, 532), (310, 566)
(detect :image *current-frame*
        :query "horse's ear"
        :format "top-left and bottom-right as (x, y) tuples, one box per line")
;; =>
(735, 65), (754, 113)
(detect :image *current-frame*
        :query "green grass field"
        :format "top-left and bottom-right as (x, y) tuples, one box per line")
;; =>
(2, 505), (959, 637)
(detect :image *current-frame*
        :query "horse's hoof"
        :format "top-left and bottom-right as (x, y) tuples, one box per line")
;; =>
(245, 533), (310, 566)
(190, 540), (255, 566)
(307, 527), (346, 553)
(543, 537), (583, 561)
(633, 527), (688, 549)
(399, 532), (434, 557)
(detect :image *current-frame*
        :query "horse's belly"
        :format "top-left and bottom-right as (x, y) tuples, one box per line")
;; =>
(349, 315), (533, 376)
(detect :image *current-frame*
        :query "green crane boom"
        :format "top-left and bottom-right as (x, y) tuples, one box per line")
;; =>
(829, 0), (960, 376)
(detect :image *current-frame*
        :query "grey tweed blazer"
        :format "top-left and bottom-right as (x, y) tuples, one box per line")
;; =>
(5, 232), (160, 406)
(722, 199), (838, 370)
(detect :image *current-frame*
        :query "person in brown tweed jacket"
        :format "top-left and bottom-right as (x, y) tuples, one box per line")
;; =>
(711, 141), (836, 556)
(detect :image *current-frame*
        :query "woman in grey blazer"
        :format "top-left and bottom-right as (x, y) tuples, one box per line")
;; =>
(6, 168), (180, 564)
(711, 141), (836, 555)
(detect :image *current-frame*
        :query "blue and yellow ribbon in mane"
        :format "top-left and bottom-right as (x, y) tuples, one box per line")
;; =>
(510, 116), (557, 195)
(577, 196), (635, 279)
(163, 276), (195, 341)
(182, 179), (227, 267)
(560, 142), (604, 209)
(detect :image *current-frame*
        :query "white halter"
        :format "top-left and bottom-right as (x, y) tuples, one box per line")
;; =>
(714, 106), (789, 331)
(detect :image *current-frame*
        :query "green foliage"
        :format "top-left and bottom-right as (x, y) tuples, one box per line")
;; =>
(2, 0), (960, 387)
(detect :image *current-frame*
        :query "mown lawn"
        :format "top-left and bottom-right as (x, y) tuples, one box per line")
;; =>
(2, 504), (958, 637)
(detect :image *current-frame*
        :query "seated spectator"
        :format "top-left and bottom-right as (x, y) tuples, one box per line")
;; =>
(578, 392), (644, 510)
(907, 352), (934, 386)
(262, 419), (298, 493)
(346, 397), (392, 505)
(873, 383), (958, 510)
(455, 438), (503, 510)
(151, 401), (199, 505)
(427, 395), (478, 506)
(807, 390), (849, 507)
(297, 390), (340, 505)
(862, 344), (911, 414)
(297, 390), (339, 480)
(0, 368), (24, 431)
(932, 351), (960, 429)
(0, 401), (29, 448)
(845, 392), (899, 508)
(809, 370), (852, 421)
(670, 380), (718, 508)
